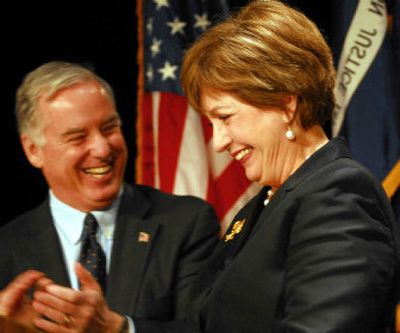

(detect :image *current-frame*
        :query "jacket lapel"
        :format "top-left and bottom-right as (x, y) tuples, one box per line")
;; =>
(23, 201), (71, 287)
(190, 187), (268, 300)
(223, 187), (268, 257)
(106, 185), (160, 315)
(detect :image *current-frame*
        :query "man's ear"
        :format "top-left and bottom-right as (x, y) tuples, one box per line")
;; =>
(20, 134), (44, 169)
(281, 95), (298, 124)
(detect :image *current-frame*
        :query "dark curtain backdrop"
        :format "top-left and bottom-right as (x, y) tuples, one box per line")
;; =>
(2, 0), (332, 225)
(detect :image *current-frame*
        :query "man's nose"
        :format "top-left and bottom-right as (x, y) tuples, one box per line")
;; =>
(89, 132), (111, 157)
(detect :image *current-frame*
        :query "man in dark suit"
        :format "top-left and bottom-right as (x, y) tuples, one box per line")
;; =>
(0, 61), (219, 332)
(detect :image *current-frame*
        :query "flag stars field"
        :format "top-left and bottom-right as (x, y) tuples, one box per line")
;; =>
(194, 13), (211, 31)
(167, 17), (187, 35)
(153, 0), (169, 10)
(158, 61), (178, 80)
(146, 65), (154, 82)
(146, 17), (154, 34)
(151, 37), (162, 57)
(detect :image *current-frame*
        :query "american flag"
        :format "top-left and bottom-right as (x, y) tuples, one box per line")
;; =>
(136, 0), (259, 233)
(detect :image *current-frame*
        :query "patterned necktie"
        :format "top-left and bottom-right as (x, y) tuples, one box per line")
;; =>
(79, 213), (107, 293)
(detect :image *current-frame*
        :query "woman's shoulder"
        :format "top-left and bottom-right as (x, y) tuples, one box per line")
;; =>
(295, 137), (385, 201)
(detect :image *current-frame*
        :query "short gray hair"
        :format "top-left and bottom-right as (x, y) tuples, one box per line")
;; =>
(15, 61), (116, 145)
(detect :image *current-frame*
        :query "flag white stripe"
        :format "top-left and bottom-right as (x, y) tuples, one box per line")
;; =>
(207, 142), (232, 179)
(173, 106), (209, 198)
(152, 92), (161, 189)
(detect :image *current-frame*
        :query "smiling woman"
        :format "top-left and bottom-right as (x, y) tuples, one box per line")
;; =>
(151, 0), (399, 331)
(201, 91), (292, 187)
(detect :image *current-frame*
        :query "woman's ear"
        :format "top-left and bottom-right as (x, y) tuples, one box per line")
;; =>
(281, 95), (298, 123)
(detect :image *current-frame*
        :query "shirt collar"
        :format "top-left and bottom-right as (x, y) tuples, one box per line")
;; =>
(49, 188), (123, 244)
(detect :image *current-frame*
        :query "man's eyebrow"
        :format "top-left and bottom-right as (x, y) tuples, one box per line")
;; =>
(61, 127), (85, 137)
(102, 114), (121, 125)
(61, 115), (121, 137)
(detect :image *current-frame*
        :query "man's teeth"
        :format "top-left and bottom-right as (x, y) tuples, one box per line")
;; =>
(235, 148), (251, 161)
(84, 165), (112, 176)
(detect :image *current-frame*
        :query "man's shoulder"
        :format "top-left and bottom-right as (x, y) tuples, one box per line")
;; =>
(123, 184), (219, 230)
(126, 183), (213, 209)
(1, 200), (49, 236)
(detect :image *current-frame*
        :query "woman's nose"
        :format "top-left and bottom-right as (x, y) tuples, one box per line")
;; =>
(212, 125), (231, 153)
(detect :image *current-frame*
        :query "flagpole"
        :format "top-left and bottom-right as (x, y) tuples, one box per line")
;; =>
(135, 0), (145, 183)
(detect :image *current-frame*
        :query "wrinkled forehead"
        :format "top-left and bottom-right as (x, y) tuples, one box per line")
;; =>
(44, 80), (110, 101)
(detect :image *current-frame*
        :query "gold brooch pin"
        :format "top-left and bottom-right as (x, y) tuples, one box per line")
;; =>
(224, 219), (246, 242)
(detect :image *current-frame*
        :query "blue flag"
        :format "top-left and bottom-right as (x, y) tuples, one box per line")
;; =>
(331, 0), (400, 214)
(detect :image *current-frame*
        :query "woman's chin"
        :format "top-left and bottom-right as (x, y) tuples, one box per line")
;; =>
(244, 170), (261, 183)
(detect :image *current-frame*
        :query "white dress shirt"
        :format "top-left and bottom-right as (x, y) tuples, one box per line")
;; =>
(49, 190), (120, 289)
(49, 189), (135, 333)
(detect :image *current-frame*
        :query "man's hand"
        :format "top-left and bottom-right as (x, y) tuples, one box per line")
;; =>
(33, 263), (124, 333)
(0, 270), (46, 330)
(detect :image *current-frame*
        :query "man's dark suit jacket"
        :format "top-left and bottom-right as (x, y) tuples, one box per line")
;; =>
(135, 137), (400, 333)
(0, 184), (219, 321)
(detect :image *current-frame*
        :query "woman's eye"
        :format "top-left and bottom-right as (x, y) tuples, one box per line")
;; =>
(219, 114), (231, 122)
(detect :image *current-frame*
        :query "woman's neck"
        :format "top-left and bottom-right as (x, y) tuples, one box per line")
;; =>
(262, 125), (328, 192)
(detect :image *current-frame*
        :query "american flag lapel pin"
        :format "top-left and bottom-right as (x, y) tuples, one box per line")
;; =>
(138, 231), (151, 243)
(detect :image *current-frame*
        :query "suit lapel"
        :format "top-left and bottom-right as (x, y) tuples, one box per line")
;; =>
(190, 187), (267, 300)
(23, 201), (70, 287)
(106, 185), (160, 315)
(224, 187), (268, 257)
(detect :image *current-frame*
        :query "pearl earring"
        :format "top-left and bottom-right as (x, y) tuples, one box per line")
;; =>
(285, 126), (296, 141)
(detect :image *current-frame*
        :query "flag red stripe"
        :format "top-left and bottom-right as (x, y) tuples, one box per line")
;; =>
(207, 162), (252, 218)
(158, 92), (188, 192)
